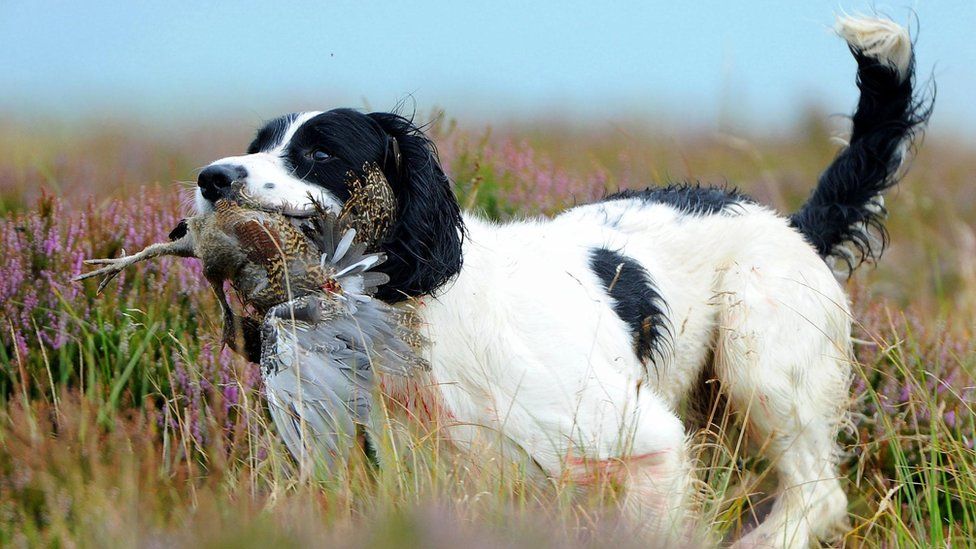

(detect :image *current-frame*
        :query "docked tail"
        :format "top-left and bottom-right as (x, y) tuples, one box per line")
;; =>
(790, 16), (931, 274)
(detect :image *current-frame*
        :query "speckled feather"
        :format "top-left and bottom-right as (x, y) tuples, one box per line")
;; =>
(337, 162), (398, 250)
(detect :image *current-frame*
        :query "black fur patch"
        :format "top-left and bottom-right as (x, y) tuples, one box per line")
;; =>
(600, 183), (752, 216)
(589, 248), (671, 369)
(247, 113), (298, 154)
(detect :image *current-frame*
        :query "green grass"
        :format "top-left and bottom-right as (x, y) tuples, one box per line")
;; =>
(1, 115), (974, 547)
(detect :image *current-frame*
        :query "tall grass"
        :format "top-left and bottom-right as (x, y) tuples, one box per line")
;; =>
(1, 115), (974, 547)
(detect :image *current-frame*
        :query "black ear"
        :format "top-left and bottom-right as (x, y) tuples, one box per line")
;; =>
(367, 112), (464, 303)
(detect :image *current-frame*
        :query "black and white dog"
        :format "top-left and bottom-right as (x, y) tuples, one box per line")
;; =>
(194, 17), (927, 547)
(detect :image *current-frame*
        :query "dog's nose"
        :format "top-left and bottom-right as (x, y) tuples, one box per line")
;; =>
(198, 164), (247, 201)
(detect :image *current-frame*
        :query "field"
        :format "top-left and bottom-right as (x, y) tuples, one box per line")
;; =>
(1, 112), (975, 547)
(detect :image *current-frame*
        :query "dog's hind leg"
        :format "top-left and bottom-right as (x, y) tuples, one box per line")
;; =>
(714, 257), (852, 548)
(562, 389), (697, 544)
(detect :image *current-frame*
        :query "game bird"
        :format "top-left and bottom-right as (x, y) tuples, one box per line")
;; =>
(76, 164), (426, 468)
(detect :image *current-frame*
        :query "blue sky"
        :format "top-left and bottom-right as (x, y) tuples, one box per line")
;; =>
(1, 1), (973, 135)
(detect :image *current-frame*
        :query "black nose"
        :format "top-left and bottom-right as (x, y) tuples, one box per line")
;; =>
(198, 164), (247, 201)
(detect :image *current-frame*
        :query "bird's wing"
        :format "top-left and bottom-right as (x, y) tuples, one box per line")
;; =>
(260, 296), (370, 468)
(259, 291), (426, 467)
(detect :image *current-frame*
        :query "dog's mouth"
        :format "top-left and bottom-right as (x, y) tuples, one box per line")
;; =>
(215, 182), (321, 218)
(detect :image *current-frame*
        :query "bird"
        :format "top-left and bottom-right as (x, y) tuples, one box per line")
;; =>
(75, 163), (426, 469)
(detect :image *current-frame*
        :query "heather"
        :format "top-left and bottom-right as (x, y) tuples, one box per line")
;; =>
(1, 116), (975, 547)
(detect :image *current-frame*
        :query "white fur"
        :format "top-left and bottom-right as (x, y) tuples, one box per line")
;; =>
(836, 15), (912, 81)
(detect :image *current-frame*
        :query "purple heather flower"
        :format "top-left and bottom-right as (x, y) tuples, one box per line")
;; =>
(899, 382), (912, 404)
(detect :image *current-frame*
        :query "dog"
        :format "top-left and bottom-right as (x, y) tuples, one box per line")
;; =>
(193, 16), (927, 547)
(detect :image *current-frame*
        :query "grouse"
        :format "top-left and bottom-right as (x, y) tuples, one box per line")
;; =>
(76, 163), (426, 469)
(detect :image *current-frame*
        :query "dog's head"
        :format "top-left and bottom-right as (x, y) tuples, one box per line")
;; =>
(196, 109), (463, 302)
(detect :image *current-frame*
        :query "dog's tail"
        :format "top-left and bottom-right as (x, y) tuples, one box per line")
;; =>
(789, 15), (931, 274)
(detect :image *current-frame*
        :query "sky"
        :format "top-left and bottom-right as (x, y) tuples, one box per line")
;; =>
(1, 1), (973, 136)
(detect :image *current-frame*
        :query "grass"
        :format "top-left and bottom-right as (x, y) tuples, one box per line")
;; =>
(1, 113), (974, 547)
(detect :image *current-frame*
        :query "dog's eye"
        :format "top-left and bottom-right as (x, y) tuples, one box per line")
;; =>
(307, 149), (331, 162)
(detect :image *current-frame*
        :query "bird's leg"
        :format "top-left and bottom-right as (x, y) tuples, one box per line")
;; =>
(74, 236), (197, 294)
(212, 280), (262, 363)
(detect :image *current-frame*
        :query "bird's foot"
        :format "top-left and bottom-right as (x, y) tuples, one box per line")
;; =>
(74, 252), (144, 293)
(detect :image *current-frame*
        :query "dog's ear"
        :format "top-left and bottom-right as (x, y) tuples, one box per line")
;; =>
(367, 112), (464, 303)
